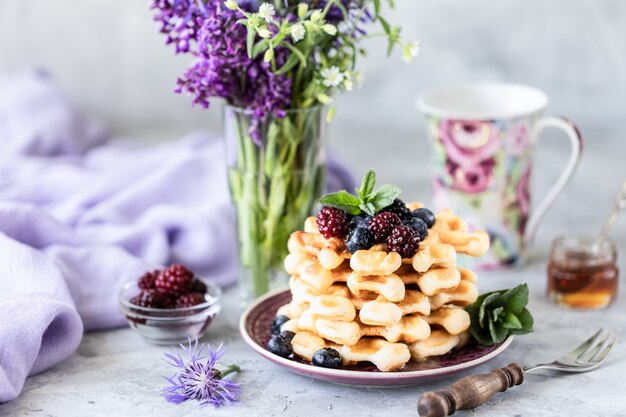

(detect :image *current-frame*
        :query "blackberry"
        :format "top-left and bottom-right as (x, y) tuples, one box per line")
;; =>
(316, 207), (349, 239)
(271, 315), (290, 335)
(412, 208), (436, 228)
(349, 215), (372, 230)
(381, 198), (411, 220)
(403, 217), (428, 240)
(279, 330), (296, 342)
(138, 270), (160, 290)
(346, 227), (374, 253)
(267, 335), (292, 358)
(155, 264), (193, 296)
(130, 289), (173, 309)
(368, 212), (402, 242)
(189, 279), (207, 294)
(312, 348), (342, 369)
(387, 226), (420, 258)
(175, 292), (205, 308)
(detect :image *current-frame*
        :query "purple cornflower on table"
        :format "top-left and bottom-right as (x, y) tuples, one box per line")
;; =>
(162, 338), (241, 407)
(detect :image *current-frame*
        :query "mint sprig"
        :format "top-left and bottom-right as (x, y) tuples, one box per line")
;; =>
(465, 284), (534, 346)
(318, 170), (401, 216)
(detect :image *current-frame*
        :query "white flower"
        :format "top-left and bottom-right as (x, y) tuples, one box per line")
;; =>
(224, 0), (238, 10)
(337, 22), (349, 33)
(402, 41), (420, 63)
(321, 66), (344, 88)
(264, 48), (274, 62)
(258, 3), (275, 22)
(291, 24), (306, 43)
(327, 48), (337, 58)
(257, 27), (271, 38)
(322, 24), (337, 36)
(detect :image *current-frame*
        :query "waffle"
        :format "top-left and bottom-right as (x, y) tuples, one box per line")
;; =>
(409, 330), (471, 360)
(275, 204), (489, 371)
(291, 331), (411, 372)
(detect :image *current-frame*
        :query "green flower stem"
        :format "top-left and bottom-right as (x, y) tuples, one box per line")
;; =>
(220, 364), (241, 378)
(228, 106), (325, 300)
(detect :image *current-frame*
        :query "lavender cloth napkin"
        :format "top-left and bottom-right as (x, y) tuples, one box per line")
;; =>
(0, 71), (355, 402)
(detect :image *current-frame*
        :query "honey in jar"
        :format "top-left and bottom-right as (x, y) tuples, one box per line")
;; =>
(547, 236), (619, 309)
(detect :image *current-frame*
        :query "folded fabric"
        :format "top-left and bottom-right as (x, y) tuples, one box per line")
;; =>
(0, 71), (354, 402)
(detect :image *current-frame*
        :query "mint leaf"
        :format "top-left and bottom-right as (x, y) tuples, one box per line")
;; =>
(466, 285), (534, 346)
(499, 284), (529, 314)
(502, 311), (522, 329)
(359, 202), (376, 216)
(358, 169), (376, 201)
(318, 190), (361, 215)
(512, 308), (534, 333)
(370, 184), (401, 211)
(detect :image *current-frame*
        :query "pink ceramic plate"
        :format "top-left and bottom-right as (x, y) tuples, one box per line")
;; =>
(240, 288), (514, 386)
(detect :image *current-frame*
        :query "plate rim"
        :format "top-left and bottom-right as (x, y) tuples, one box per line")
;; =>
(239, 287), (514, 382)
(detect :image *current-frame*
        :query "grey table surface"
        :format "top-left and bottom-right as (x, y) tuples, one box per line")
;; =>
(2, 130), (626, 417)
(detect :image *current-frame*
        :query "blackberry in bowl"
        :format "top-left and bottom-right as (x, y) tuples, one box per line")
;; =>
(118, 265), (222, 345)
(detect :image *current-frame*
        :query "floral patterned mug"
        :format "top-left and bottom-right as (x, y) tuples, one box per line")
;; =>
(417, 82), (583, 269)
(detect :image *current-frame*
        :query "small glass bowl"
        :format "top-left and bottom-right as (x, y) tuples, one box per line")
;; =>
(118, 278), (222, 345)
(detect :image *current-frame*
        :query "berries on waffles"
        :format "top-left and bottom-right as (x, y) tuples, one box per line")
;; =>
(381, 198), (412, 220)
(316, 207), (350, 239)
(368, 212), (402, 243)
(387, 226), (420, 258)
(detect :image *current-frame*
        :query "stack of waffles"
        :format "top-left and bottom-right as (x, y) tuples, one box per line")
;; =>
(275, 204), (490, 371)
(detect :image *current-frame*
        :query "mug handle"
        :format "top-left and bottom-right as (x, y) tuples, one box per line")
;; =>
(524, 116), (583, 248)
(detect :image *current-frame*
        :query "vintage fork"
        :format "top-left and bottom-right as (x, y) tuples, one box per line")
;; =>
(418, 329), (617, 417)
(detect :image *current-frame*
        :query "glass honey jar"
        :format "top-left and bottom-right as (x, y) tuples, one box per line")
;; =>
(547, 236), (619, 309)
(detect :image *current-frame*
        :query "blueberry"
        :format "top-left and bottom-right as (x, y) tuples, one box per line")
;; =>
(279, 330), (295, 342)
(350, 215), (372, 230)
(271, 315), (290, 335)
(312, 348), (342, 369)
(346, 227), (374, 253)
(267, 335), (292, 358)
(403, 217), (428, 240)
(412, 208), (436, 228)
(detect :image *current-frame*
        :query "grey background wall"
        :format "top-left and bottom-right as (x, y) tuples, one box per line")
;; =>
(2, 1), (625, 135)
(1, 0), (625, 246)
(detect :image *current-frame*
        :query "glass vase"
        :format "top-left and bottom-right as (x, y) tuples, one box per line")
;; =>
(223, 105), (327, 305)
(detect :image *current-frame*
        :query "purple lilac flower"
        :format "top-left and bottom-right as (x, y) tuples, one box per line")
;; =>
(151, 0), (209, 53)
(173, 1), (292, 143)
(163, 338), (241, 407)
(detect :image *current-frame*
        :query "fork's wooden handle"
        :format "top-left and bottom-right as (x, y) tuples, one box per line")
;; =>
(417, 363), (524, 417)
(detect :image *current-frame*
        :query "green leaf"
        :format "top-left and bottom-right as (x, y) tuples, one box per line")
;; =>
(246, 25), (256, 58)
(359, 202), (376, 216)
(502, 312), (522, 330)
(284, 43), (307, 67)
(358, 169), (376, 200)
(275, 53), (300, 75)
(373, 0), (381, 15)
(369, 184), (401, 211)
(515, 308), (534, 332)
(478, 293), (500, 328)
(318, 190), (361, 215)
(491, 306), (505, 322)
(251, 39), (270, 57)
(488, 318), (509, 344)
(499, 284), (529, 314)
(466, 285), (534, 346)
